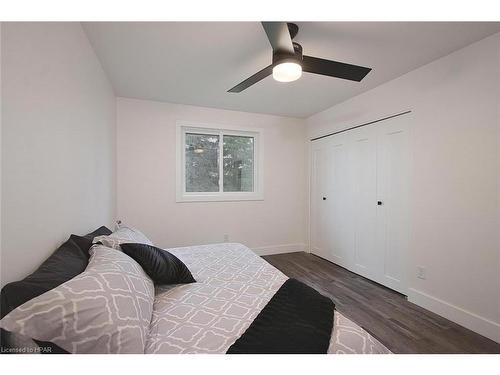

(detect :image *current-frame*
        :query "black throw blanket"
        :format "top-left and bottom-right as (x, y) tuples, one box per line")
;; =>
(227, 278), (335, 354)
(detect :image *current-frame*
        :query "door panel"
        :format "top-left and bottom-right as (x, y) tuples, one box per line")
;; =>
(327, 138), (354, 268)
(351, 127), (378, 280)
(310, 147), (328, 259)
(376, 118), (410, 294)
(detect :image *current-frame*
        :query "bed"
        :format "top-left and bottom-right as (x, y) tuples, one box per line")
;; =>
(0, 227), (389, 354)
(147, 243), (389, 354)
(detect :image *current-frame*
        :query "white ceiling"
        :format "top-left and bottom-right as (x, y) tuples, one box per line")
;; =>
(83, 22), (500, 118)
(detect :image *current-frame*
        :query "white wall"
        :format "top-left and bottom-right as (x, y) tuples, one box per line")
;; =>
(117, 98), (307, 255)
(1, 23), (116, 286)
(307, 32), (500, 342)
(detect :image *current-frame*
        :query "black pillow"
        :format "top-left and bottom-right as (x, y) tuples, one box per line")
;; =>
(120, 243), (196, 285)
(0, 225), (111, 354)
(0, 225), (112, 318)
(1, 235), (88, 318)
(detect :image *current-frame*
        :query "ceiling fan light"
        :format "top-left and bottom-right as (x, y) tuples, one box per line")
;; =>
(272, 62), (302, 82)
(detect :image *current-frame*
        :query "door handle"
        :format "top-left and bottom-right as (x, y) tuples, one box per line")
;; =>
(323, 197), (327, 201)
(377, 201), (383, 206)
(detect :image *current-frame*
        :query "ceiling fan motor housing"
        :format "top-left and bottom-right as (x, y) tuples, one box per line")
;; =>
(272, 42), (303, 66)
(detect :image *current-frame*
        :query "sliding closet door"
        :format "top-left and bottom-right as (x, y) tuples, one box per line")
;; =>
(310, 146), (330, 260)
(310, 135), (354, 269)
(351, 126), (378, 280)
(310, 114), (409, 294)
(375, 117), (410, 294)
(326, 135), (354, 269)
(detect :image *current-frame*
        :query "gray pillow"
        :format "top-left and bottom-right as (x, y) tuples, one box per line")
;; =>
(0, 244), (154, 354)
(93, 225), (153, 250)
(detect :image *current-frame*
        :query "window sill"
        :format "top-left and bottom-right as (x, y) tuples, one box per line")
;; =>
(176, 192), (264, 203)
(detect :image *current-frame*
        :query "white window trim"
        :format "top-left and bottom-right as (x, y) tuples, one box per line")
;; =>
(176, 121), (264, 202)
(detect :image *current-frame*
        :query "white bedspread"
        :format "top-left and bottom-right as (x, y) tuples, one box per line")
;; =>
(145, 243), (390, 354)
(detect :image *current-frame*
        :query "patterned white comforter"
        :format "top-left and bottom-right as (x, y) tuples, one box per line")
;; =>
(146, 243), (390, 354)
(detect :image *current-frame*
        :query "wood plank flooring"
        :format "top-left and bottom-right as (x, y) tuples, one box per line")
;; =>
(262, 251), (500, 354)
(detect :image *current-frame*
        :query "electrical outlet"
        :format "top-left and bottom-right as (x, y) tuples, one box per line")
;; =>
(223, 234), (229, 242)
(417, 266), (426, 280)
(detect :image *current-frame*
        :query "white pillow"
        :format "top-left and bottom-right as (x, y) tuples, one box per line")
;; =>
(93, 224), (153, 249)
(0, 244), (155, 354)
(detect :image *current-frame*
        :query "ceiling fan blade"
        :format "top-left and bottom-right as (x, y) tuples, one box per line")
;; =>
(227, 65), (273, 93)
(302, 55), (372, 82)
(261, 22), (294, 54)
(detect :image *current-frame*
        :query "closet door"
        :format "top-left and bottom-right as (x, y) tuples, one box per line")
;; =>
(325, 134), (354, 269)
(375, 116), (410, 294)
(351, 126), (378, 280)
(310, 114), (410, 295)
(310, 135), (354, 268)
(310, 146), (329, 260)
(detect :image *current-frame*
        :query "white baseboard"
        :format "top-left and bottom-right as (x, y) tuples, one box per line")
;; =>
(408, 288), (500, 344)
(252, 243), (307, 256)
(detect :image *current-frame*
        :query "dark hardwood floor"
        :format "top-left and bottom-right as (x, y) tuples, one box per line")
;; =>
(263, 251), (500, 354)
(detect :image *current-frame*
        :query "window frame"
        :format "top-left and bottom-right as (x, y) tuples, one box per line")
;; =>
(176, 122), (264, 202)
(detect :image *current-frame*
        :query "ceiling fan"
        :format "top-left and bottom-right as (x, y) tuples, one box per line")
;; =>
(228, 22), (372, 93)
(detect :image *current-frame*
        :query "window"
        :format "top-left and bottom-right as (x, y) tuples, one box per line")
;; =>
(177, 123), (263, 202)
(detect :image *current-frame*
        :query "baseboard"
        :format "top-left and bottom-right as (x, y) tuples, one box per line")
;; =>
(408, 288), (500, 344)
(252, 243), (307, 256)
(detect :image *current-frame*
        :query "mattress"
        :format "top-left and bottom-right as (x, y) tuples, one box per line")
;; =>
(146, 243), (390, 354)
